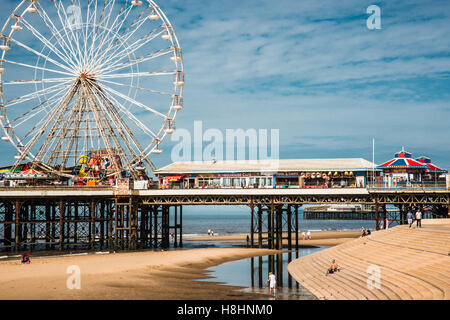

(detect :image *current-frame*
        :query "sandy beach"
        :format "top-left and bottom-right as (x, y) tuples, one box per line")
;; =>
(186, 231), (361, 247)
(0, 248), (280, 300)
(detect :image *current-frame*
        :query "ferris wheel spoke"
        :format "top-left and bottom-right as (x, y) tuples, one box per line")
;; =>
(88, 0), (115, 62)
(89, 4), (134, 71)
(89, 3), (125, 59)
(17, 84), (74, 134)
(112, 29), (167, 64)
(108, 5), (151, 49)
(99, 47), (171, 76)
(33, 3), (81, 70)
(94, 10), (154, 69)
(4, 59), (74, 77)
(92, 83), (158, 139)
(96, 24), (162, 71)
(90, 0), (115, 51)
(55, 1), (85, 67)
(11, 86), (69, 128)
(100, 83), (168, 119)
(2, 77), (76, 85)
(6, 38), (76, 76)
(99, 70), (174, 80)
(15, 19), (77, 73)
(68, 0), (89, 67)
(13, 93), (67, 135)
(5, 38), (73, 76)
(82, 81), (127, 173)
(89, 86), (143, 167)
(18, 96), (66, 150)
(5, 80), (73, 108)
(98, 78), (171, 96)
(25, 83), (80, 163)
(51, 0), (83, 68)
(98, 36), (169, 75)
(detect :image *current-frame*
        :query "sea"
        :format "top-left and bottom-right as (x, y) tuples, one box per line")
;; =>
(180, 205), (376, 239)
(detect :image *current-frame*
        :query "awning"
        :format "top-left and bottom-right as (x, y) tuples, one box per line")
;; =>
(378, 149), (427, 169)
(163, 175), (184, 182)
(416, 156), (447, 173)
(4, 168), (50, 179)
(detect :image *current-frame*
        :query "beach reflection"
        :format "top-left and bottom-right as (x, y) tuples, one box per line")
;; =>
(203, 249), (324, 300)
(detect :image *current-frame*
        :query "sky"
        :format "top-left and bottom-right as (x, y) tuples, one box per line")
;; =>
(0, 0), (449, 170)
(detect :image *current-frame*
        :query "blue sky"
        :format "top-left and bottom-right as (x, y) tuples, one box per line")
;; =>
(0, 0), (449, 170)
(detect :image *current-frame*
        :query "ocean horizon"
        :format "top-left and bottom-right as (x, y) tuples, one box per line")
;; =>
(180, 205), (376, 238)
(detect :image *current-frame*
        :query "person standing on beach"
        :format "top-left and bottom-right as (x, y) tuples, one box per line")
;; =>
(302, 231), (306, 240)
(407, 211), (414, 228)
(307, 231), (311, 240)
(266, 272), (277, 296)
(415, 209), (422, 228)
(385, 218), (389, 229)
(21, 253), (30, 264)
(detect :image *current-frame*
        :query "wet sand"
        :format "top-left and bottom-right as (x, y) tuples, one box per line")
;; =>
(0, 248), (279, 300)
(186, 231), (361, 247)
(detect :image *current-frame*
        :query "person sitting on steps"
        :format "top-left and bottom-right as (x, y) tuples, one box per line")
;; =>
(326, 259), (339, 275)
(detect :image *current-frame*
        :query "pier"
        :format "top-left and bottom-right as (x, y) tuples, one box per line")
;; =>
(0, 187), (448, 253)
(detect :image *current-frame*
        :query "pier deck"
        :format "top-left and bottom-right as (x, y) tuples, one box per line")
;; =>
(0, 187), (448, 253)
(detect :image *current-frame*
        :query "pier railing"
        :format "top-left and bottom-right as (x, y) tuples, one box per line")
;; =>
(366, 182), (448, 191)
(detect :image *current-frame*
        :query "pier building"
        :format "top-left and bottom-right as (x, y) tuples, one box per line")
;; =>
(155, 158), (380, 189)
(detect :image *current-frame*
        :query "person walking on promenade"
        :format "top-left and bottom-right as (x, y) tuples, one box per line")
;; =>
(407, 211), (414, 228)
(266, 272), (277, 296)
(415, 209), (422, 228)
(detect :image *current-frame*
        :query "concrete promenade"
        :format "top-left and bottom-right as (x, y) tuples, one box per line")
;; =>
(287, 219), (450, 300)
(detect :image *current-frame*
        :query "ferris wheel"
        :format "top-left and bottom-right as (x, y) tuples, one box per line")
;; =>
(0, 0), (184, 180)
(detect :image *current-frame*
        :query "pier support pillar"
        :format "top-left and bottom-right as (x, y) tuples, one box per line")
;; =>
(168, 205), (183, 248)
(58, 201), (65, 251)
(14, 201), (22, 253)
(250, 204), (254, 248)
(287, 205), (292, 250)
(295, 204), (299, 250)
(257, 205), (263, 248)
(375, 199), (380, 231)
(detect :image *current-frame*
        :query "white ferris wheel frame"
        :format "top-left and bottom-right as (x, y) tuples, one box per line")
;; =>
(0, 0), (184, 178)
